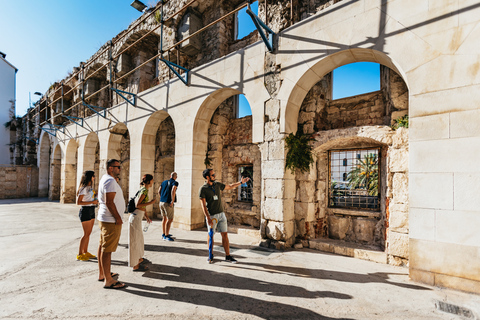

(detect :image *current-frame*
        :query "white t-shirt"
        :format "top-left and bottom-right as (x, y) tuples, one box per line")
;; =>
(78, 186), (95, 206)
(97, 174), (126, 223)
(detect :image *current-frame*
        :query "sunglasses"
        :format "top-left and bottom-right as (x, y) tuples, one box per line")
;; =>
(210, 174), (215, 177)
(112, 166), (121, 168)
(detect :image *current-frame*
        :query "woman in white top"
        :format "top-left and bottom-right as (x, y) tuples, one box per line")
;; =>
(76, 170), (99, 261)
(129, 174), (155, 271)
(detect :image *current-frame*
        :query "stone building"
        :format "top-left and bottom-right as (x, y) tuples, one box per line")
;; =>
(11, 0), (480, 294)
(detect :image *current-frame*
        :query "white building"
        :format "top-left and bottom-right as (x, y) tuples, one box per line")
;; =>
(0, 52), (17, 165)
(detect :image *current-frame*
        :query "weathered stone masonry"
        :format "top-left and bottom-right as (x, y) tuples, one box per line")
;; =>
(11, 0), (480, 293)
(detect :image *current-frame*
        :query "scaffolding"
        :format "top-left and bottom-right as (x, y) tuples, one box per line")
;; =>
(29, 0), (275, 134)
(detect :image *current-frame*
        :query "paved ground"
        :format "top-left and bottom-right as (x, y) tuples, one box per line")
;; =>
(1, 198), (479, 320)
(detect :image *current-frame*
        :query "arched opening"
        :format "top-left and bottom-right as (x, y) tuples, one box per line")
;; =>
(107, 123), (130, 203)
(38, 133), (51, 197)
(84, 132), (100, 191)
(62, 139), (78, 203)
(194, 89), (261, 228)
(140, 111), (175, 218)
(285, 49), (409, 265)
(49, 144), (61, 200)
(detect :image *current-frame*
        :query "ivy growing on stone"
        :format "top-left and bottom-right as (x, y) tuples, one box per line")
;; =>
(284, 128), (314, 174)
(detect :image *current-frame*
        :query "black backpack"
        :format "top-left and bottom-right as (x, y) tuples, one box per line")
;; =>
(127, 190), (140, 213)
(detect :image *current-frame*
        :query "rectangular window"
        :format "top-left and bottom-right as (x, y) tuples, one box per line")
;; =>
(329, 148), (380, 210)
(238, 165), (253, 202)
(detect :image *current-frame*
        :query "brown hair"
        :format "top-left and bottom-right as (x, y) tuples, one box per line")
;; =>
(77, 170), (95, 196)
(140, 174), (153, 186)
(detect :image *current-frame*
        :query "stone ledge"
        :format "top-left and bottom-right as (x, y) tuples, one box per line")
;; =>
(228, 225), (261, 241)
(309, 238), (387, 264)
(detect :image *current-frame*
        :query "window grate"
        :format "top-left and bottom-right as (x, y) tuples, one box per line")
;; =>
(238, 165), (253, 202)
(329, 148), (380, 210)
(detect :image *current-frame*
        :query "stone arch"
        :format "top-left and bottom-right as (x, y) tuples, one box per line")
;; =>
(192, 88), (242, 173)
(280, 48), (409, 134)
(38, 131), (52, 197)
(84, 132), (100, 191)
(107, 122), (130, 202)
(62, 139), (78, 203)
(193, 88), (261, 228)
(140, 110), (175, 217)
(49, 144), (62, 200)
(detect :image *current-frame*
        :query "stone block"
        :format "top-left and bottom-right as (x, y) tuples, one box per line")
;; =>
(450, 109), (480, 139)
(410, 173), (453, 210)
(264, 122), (282, 142)
(436, 209), (480, 247)
(453, 173), (480, 212)
(261, 160), (285, 179)
(389, 148), (408, 173)
(388, 231), (409, 259)
(352, 218), (376, 243)
(409, 113), (449, 142)
(392, 127), (408, 148)
(284, 179), (296, 199)
(263, 198), (294, 221)
(295, 181), (315, 203)
(268, 139), (286, 160)
(409, 208), (435, 241)
(389, 203), (409, 232)
(392, 173), (408, 204)
(264, 179), (284, 199)
(265, 99), (280, 121)
(266, 220), (284, 240)
(328, 215), (350, 240)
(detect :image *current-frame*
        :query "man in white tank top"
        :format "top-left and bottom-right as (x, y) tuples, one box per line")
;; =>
(97, 159), (126, 289)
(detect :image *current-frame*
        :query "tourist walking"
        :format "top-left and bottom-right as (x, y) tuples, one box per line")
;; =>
(76, 170), (98, 261)
(129, 174), (155, 271)
(199, 168), (250, 264)
(158, 172), (178, 241)
(97, 159), (126, 289)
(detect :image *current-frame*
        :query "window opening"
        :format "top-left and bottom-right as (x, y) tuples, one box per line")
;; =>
(235, 94), (252, 118)
(332, 62), (380, 100)
(329, 148), (380, 210)
(235, 1), (259, 40)
(238, 165), (253, 202)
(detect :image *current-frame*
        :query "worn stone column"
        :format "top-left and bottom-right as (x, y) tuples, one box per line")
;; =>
(260, 98), (296, 249)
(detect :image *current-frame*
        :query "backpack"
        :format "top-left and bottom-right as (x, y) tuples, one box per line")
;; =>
(127, 190), (140, 213)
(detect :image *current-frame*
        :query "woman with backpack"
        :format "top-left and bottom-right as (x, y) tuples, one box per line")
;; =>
(76, 170), (99, 261)
(128, 174), (155, 271)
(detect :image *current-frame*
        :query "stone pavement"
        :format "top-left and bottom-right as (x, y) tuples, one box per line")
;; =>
(1, 198), (479, 320)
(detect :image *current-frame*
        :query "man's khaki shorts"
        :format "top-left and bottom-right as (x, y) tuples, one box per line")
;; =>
(98, 221), (122, 253)
(159, 202), (174, 220)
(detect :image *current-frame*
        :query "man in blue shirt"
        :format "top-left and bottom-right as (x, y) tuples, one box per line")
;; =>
(158, 172), (178, 241)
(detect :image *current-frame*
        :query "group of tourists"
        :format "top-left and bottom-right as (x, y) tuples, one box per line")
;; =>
(75, 159), (249, 289)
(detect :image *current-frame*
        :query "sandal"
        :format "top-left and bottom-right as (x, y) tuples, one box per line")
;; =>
(103, 281), (126, 289)
(98, 272), (119, 281)
(133, 265), (149, 272)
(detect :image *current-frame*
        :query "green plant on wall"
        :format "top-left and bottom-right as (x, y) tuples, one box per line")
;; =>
(285, 129), (314, 174)
(391, 114), (409, 130)
(155, 10), (162, 25)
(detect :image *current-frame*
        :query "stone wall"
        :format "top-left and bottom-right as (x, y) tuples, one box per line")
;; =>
(293, 66), (409, 265)
(0, 166), (39, 199)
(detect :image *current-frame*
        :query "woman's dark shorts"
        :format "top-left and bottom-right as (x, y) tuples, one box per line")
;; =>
(79, 206), (96, 222)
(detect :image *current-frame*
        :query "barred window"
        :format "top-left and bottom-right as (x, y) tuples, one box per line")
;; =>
(238, 165), (253, 202)
(329, 148), (380, 210)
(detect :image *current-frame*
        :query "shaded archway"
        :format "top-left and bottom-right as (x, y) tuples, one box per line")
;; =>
(140, 110), (175, 217)
(84, 132), (100, 191)
(62, 139), (78, 203)
(38, 132), (51, 198)
(107, 123), (130, 202)
(49, 144), (61, 200)
(193, 88), (261, 228)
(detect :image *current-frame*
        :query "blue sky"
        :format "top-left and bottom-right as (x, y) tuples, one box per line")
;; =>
(1, 0), (378, 117)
